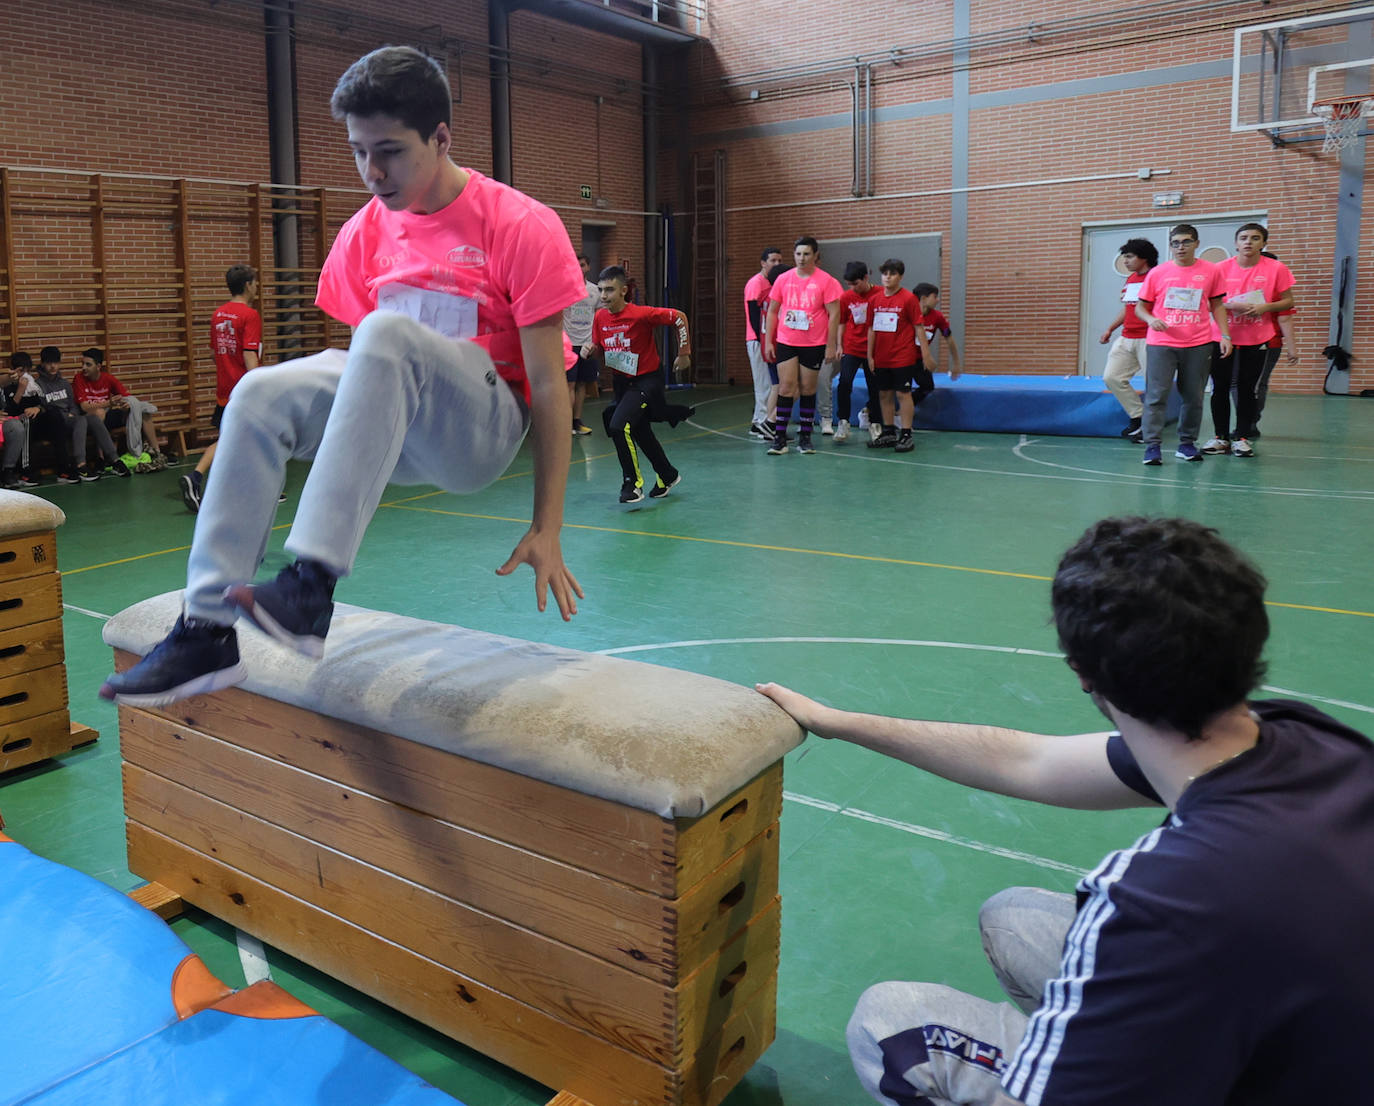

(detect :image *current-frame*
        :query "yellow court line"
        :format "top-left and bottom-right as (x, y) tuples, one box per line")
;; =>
(380, 501), (1374, 618)
(62, 522), (294, 576)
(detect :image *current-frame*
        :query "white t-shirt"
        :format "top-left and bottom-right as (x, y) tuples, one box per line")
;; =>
(563, 280), (599, 348)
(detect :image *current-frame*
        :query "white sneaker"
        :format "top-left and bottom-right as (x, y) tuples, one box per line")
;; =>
(833, 419), (850, 442)
(1231, 437), (1255, 457)
(821, 417), (834, 436)
(857, 411), (870, 429)
(868, 423), (882, 442)
(1200, 437), (1231, 455)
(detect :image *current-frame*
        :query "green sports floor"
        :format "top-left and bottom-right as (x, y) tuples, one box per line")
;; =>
(5, 388), (1373, 1105)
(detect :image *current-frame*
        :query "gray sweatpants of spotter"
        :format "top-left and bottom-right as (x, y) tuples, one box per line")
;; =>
(847, 886), (1076, 1106)
(1142, 342), (1210, 448)
(184, 311), (529, 624)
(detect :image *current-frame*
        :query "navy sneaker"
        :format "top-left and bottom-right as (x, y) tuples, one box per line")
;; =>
(179, 472), (202, 512)
(619, 478), (644, 504)
(648, 471), (681, 499)
(99, 615), (246, 707)
(797, 433), (816, 455)
(1175, 442), (1203, 462)
(1143, 444), (1162, 466)
(224, 560), (336, 658)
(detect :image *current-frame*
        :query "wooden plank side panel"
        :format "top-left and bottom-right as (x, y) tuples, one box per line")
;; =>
(119, 707), (678, 979)
(0, 531), (58, 582)
(125, 825), (680, 1106)
(675, 975), (779, 1106)
(673, 764), (784, 895)
(124, 763), (679, 1065)
(111, 659), (676, 893)
(0, 708), (74, 773)
(0, 617), (65, 679)
(0, 664), (69, 727)
(671, 825), (780, 983)
(0, 571), (62, 634)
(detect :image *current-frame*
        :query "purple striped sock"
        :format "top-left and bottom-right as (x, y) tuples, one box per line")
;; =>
(775, 396), (794, 433)
(799, 393), (816, 432)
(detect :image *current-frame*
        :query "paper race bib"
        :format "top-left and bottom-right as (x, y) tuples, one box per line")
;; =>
(1121, 284), (1142, 304)
(784, 308), (811, 330)
(376, 283), (478, 341)
(605, 349), (640, 375)
(849, 303), (869, 325)
(872, 310), (899, 333)
(1226, 288), (1265, 308)
(1162, 286), (1204, 312)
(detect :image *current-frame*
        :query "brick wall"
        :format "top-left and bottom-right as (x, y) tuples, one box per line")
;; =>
(682, 0), (1374, 393)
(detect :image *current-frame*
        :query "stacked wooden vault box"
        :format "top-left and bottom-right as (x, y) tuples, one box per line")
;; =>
(106, 593), (804, 1106)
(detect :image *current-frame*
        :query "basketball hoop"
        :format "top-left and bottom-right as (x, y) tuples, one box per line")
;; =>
(1312, 96), (1372, 153)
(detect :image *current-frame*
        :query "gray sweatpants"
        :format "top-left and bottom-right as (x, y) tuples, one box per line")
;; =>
(847, 886), (1075, 1106)
(1142, 342), (1210, 448)
(746, 339), (770, 424)
(185, 311), (529, 624)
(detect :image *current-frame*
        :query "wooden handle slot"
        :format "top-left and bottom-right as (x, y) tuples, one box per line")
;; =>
(718, 797), (748, 826)
(0, 691), (29, 707)
(2, 737), (33, 754)
(717, 960), (747, 998)
(717, 881), (745, 914)
(0, 552), (15, 564)
(0, 598), (22, 612)
(0, 644), (26, 660)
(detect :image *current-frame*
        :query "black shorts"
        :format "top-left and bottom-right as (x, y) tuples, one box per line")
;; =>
(875, 365), (917, 393)
(566, 353), (599, 384)
(212, 404), (226, 429)
(774, 343), (826, 371)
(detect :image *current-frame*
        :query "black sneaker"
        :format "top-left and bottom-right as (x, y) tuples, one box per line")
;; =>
(78, 466), (101, 483)
(56, 472), (80, 485)
(1, 469), (18, 490)
(99, 615), (246, 707)
(179, 472), (202, 512)
(894, 432), (915, 453)
(619, 478), (644, 504)
(223, 560), (336, 658)
(1119, 417), (1142, 439)
(867, 430), (898, 449)
(797, 433), (816, 455)
(15, 472), (39, 488)
(648, 471), (681, 499)
(111, 458), (132, 478)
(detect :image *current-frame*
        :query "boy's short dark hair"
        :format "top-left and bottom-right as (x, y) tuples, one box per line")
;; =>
(766, 263), (788, 284)
(1236, 222), (1269, 242)
(1120, 238), (1159, 266)
(39, 346), (60, 364)
(794, 235), (819, 253)
(330, 46), (451, 142)
(913, 282), (939, 299)
(9, 352), (32, 371)
(82, 348), (104, 364)
(225, 265), (257, 296)
(879, 258), (905, 276)
(1170, 223), (1200, 241)
(598, 265), (628, 285)
(843, 261), (868, 283)
(761, 246), (782, 262)
(1052, 517), (1269, 740)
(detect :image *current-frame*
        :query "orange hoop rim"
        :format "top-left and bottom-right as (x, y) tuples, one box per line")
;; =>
(1312, 96), (1372, 119)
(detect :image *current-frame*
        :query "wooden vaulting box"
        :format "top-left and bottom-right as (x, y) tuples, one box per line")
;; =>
(107, 593), (804, 1106)
(0, 492), (97, 774)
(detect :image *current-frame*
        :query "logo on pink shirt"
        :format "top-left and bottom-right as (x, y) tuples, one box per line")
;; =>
(447, 245), (486, 267)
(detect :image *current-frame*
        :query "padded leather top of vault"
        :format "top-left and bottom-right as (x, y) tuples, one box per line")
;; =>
(0, 490), (65, 535)
(104, 591), (804, 819)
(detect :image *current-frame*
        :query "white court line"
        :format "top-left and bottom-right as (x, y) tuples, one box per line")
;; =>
(63, 603), (111, 621)
(599, 635), (1064, 658)
(1011, 435), (1374, 501)
(1022, 441), (1374, 464)
(1261, 684), (1374, 716)
(784, 790), (1088, 876)
(687, 416), (1374, 500)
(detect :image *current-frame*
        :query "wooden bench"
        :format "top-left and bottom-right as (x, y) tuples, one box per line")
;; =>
(106, 594), (804, 1106)
(0, 492), (98, 773)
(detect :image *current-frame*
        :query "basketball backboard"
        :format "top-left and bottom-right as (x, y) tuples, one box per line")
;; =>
(1230, 5), (1374, 142)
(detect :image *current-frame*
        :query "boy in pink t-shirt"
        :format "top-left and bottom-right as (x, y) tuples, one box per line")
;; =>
(762, 236), (842, 455)
(1200, 224), (1296, 458)
(1134, 223), (1231, 465)
(744, 246), (783, 437)
(103, 46), (587, 708)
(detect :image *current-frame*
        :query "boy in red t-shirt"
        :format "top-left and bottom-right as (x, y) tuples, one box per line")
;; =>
(1097, 238), (1157, 442)
(75, 348), (166, 470)
(866, 259), (929, 453)
(181, 265), (263, 510)
(835, 261), (879, 444)
(103, 46), (587, 707)
(912, 282), (963, 405)
(583, 266), (694, 504)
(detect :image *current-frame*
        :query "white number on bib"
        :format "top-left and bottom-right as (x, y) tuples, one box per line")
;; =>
(1162, 286), (1204, 312)
(784, 308), (811, 330)
(872, 310), (899, 333)
(605, 349), (640, 375)
(376, 283), (478, 341)
(1121, 284), (1142, 304)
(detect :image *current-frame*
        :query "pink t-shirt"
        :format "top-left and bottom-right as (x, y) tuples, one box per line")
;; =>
(1137, 259), (1227, 348)
(769, 267), (842, 347)
(1214, 256), (1295, 348)
(743, 271), (772, 343)
(316, 169), (585, 403)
